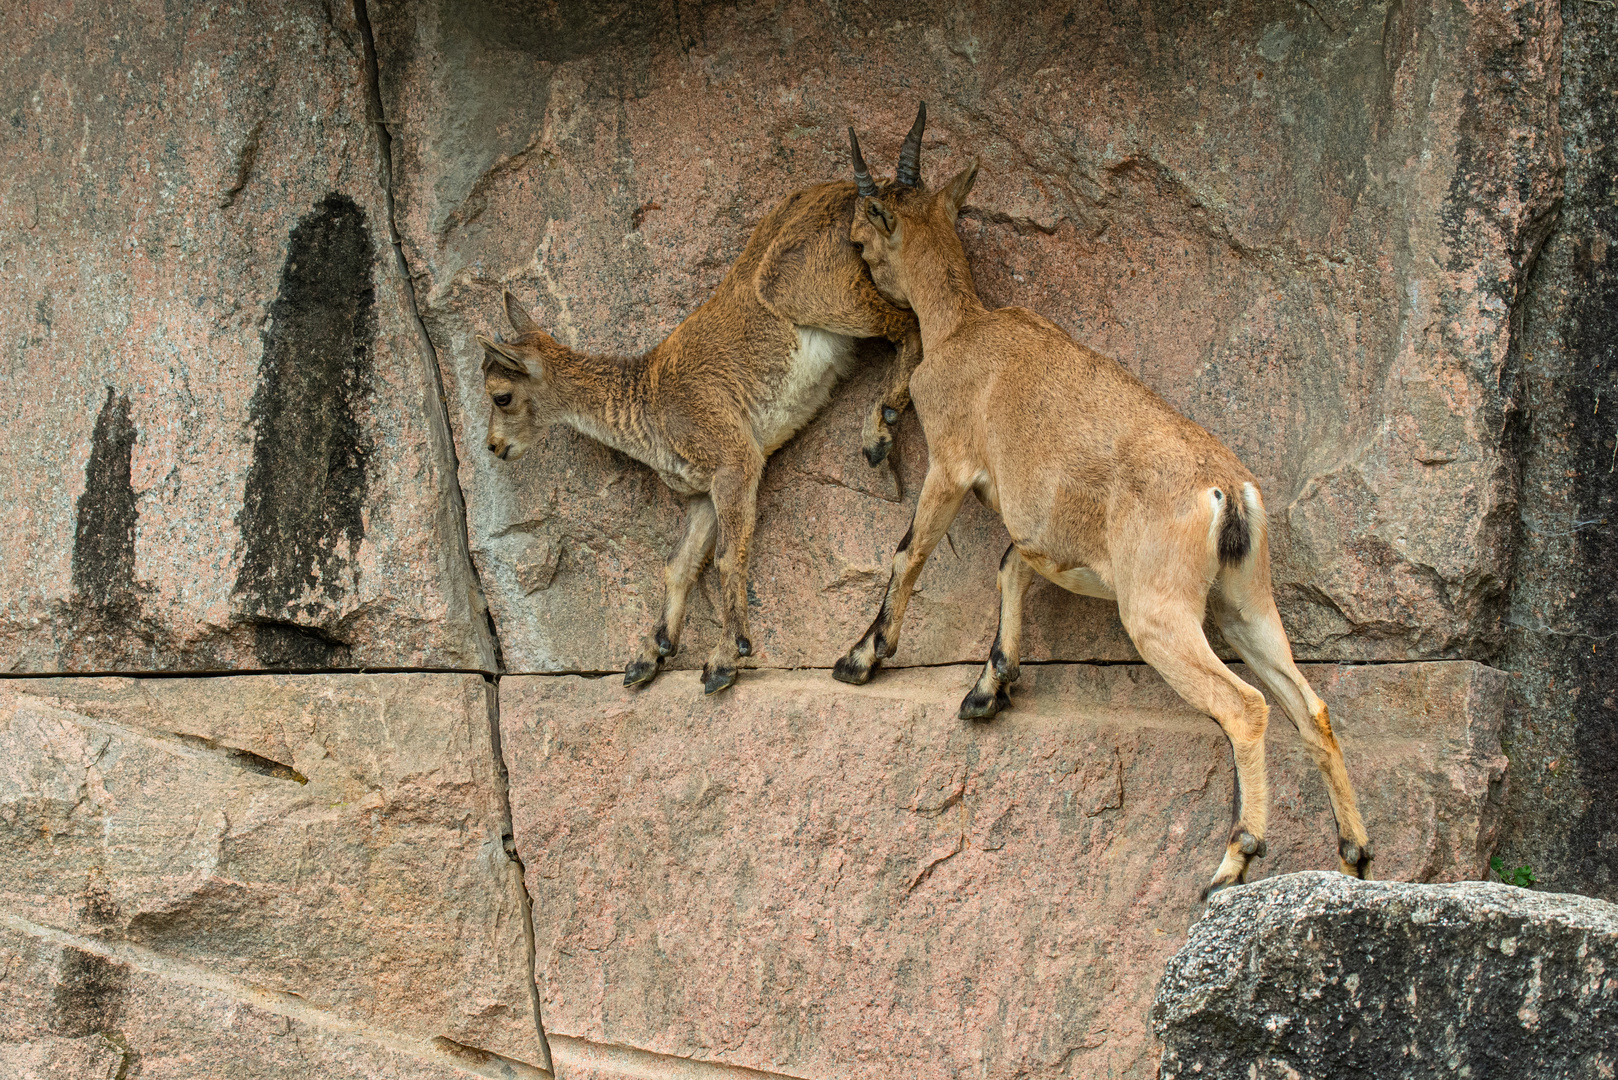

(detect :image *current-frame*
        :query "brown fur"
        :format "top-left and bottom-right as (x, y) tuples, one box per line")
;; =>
(480, 159), (924, 695)
(832, 153), (1373, 895)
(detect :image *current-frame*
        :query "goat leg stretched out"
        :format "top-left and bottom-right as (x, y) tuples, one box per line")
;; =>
(832, 138), (1373, 896)
(478, 107), (931, 696)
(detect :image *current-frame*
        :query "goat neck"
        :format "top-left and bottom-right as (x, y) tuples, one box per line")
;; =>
(900, 217), (985, 347)
(549, 342), (658, 463)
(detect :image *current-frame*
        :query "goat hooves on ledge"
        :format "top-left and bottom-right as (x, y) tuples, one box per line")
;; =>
(832, 655), (877, 685)
(623, 660), (660, 689)
(957, 685), (1008, 721)
(702, 665), (738, 696)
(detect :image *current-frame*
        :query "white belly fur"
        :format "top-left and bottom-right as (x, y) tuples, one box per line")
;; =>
(755, 327), (856, 454)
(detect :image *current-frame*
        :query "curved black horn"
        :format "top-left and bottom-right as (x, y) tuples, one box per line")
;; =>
(848, 127), (878, 198)
(895, 101), (927, 187)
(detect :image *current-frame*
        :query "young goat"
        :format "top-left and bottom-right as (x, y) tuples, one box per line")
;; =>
(479, 107), (931, 695)
(831, 146), (1373, 895)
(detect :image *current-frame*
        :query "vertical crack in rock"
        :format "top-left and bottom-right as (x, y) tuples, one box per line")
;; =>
(483, 676), (555, 1076)
(352, 0), (501, 674)
(232, 193), (375, 668)
(72, 389), (140, 614)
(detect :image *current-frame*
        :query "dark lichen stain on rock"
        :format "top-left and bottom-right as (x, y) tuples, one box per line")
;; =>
(49, 948), (130, 1038)
(233, 192), (376, 668)
(1565, 23), (1618, 893)
(71, 388), (140, 613)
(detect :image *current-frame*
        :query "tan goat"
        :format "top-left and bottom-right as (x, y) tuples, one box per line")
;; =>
(831, 145), (1373, 895)
(478, 108), (931, 695)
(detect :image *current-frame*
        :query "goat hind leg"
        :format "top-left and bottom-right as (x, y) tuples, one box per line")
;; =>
(1215, 594), (1372, 877)
(1125, 599), (1271, 897)
(625, 497), (717, 689)
(960, 545), (1034, 719)
(834, 466), (968, 685)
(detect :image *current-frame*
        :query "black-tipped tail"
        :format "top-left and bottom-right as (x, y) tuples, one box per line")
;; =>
(1216, 488), (1251, 567)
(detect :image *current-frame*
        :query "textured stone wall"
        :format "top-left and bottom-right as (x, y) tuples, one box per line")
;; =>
(0, 0), (1598, 1077)
(1495, 4), (1618, 901)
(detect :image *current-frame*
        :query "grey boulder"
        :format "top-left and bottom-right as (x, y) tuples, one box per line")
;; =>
(1153, 871), (1618, 1079)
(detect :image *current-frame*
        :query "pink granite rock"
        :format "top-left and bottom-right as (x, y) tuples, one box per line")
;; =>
(0, 674), (546, 1071)
(371, 0), (1559, 673)
(500, 660), (1505, 1079)
(0, 0), (492, 672)
(0, 926), (549, 1079)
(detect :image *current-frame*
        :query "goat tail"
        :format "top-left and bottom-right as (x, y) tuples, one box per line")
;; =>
(1211, 482), (1264, 568)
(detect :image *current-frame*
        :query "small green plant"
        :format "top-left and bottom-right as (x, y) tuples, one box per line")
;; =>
(1490, 856), (1538, 888)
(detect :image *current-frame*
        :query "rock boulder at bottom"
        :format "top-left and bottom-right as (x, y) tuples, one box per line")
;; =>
(1153, 872), (1618, 1079)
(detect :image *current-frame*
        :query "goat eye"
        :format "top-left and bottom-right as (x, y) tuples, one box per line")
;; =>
(492, 393), (512, 408)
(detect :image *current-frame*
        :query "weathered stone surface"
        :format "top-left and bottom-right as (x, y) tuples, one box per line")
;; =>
(0, 0), (492, 672)
(1495, 6), (1618, 900)
(0, 674), (545, 1070)
(1152, 872), (1618, 1079)
(0, 923), (549, 1079)
(501, 660), (1504, 1079)
(371, 0), (1559, 673)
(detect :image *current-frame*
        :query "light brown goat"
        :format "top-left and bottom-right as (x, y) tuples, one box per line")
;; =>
(831, 146), (1373, 895)
(479, 108), (932, 695)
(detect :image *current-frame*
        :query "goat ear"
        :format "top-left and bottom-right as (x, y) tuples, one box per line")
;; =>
(942, 158), (979, 217)
(476, 334), (539, 377)
(503, 290), (542, 336)
(865, 198), (897, 237)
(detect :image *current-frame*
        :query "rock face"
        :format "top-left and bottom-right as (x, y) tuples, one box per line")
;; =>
(1495, 6), (1618, 901)
(370, 0), (1558, 674)
(0, 0), (493, 672)
(1153, 872), (1618, 1079)
(0, 674), (549, 1076)
(501, 661), (1504, 1079)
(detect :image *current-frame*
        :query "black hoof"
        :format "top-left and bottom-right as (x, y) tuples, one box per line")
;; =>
(624, 659), (659, 689)
(958, 686), (1001, 720)
(1340, 839), (1373, 878)
(863, 438), (892, 466)
(702, 665), (738, 696)
(832, 653), (875, 685)
(735, 634), (752, 657)
(882, 406), (899, 425)
(655, 630), (675, 657)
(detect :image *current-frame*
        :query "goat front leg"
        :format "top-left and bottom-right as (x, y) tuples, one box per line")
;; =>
(701, 450), (765, 696)
(959, 544), (1035, 719)
(834, 466), (969, 684)
(862, 324), (922, 466)
(625, 496), (718, 689)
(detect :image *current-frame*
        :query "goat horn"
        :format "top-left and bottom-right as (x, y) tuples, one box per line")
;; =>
(848, 127), (878, 198)
(896, 101), (926, 187)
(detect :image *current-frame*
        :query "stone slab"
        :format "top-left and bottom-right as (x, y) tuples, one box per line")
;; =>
(0, 673), (544, 1069)
(372, 0), (1559, 672)
(0, 920), (550, 1080)
(0, 0), (492, 672)
(501, 660), (1505, 1080)
(1153, 872), (1618, 1079)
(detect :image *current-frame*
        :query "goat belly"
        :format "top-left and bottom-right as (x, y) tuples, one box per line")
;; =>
(754, 327), (855, 453)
